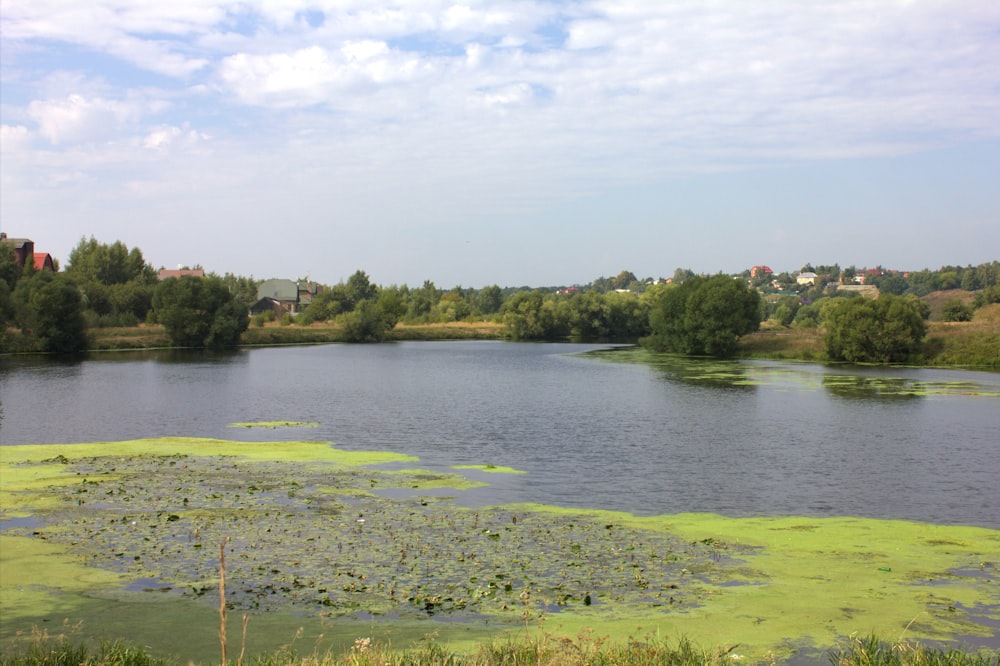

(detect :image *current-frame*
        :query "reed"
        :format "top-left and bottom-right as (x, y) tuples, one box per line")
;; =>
(3, 630), (997, 665)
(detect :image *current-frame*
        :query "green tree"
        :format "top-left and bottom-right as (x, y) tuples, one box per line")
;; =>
(64, 237), (157, 326)
(151, 276), (248, 349)
(436, 287), (472, 322)
(642, 275), (762, 358)
(340, 298), (397, 342)
(940, 300), (973, 322)
(405, 280), (439, 322)
(345, 270), (378, 306)
(823, 295), (927, 363)
(0, 242), (22, 290)
(66, 236), (156, 285)
(12, 272), (87, 353)
(475, 285), (503, 315)
(300, 285), (350, 323)
(501, 290), (570, 340)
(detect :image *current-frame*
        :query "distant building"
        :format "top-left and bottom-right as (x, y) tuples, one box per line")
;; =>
(158, 268), (205, 280)
(1, 232), (35, 268)
(33, 252), (55, 272)
(2, 233), (54, 272)
(751, 265), (773, 278)
(250, 278), (322, 317)
(796, 271), (818, 286)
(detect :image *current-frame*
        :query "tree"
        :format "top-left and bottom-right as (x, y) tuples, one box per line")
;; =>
(642, 275), (762, 358)
(0, 242), (22, 290)
(344, 270), (378, 306)
(64, 237), (158, 326)
(823, 295), (927, 363)
(340, 297), (398, 342)
(501, 290), (569, 340)
(66, 236), (156, 285)
(475, 285), (503, 315)
(152, 276), (248, 349)
(12, 272), (87, 353)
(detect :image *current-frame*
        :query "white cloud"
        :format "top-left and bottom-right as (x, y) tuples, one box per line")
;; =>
(0, 124), (33, 152)
(217, 41), (432, 106)
(142, 123), (207, 150)
(27, 94), (143, 144)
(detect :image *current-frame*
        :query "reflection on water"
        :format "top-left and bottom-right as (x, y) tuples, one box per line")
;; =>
(821, 375), (925, 401)
(2, 342), (998, 528)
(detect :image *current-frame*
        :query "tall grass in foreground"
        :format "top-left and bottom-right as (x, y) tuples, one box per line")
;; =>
(828, 634), (1000, 666)
(4, 631), (999, 666)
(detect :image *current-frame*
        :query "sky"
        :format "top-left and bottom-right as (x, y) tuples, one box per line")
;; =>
(1, 1), (998, 289)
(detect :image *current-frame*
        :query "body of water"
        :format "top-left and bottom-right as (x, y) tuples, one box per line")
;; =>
(2, 341), (998, 528)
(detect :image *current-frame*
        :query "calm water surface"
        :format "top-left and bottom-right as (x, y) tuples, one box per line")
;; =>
(2, 341), (998, 528)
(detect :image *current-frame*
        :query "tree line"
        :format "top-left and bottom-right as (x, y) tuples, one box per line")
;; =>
(3, 236), (997, 361)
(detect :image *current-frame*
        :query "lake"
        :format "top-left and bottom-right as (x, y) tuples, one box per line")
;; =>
(2, 341), (998, 528)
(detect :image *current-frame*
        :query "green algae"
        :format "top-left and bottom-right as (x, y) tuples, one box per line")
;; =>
(0, 437), (418, 468)
(228, 420), (321, 429)
(2, 439), (998, 663)
(452, 464), (527, 474)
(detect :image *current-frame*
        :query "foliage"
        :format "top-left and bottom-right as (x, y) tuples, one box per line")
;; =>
(940, 299), (973, 322)
(501, 290), (569, 340)
(475, 284), (503, 315)
(7, 271), (88, 353)
(63, 237), (158, 326)
(973, 285), (1000, 309)
(339, 298), (397, 342)
(823, 295), (927, 363)
(0, 242), (22, 290)
(151, 275), (248, 349)
(65, 236), (157, 286)
(642, 275), (762, 357)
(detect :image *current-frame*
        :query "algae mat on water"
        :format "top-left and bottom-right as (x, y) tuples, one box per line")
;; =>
(1, 438), (998, 663)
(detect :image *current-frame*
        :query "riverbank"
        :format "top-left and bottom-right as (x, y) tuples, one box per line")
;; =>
(83, 320), (507, 350)
(81, 304), (1000, 370)
(739, 303), (1000, 368)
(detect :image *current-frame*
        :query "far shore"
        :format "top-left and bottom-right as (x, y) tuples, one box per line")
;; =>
(75, 304), (1000, 370)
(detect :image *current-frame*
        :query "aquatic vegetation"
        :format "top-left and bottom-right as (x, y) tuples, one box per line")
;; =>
(452, 464), (527, 474)
(1, 438), (998, 663)
(228, 421), (321, 429)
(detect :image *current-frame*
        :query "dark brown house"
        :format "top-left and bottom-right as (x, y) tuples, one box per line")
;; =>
(1, 232), (35, 268)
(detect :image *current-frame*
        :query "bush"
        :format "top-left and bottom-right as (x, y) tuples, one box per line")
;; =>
(940, 300), (973, 322)
(824, 295), (927, 363)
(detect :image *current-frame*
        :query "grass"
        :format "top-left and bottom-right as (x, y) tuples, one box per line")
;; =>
(739, 303), (1000, 368)
(86, 321), (504, 350)
(4, 629), (997, 665)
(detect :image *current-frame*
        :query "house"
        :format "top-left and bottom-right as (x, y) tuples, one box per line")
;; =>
(1, 232), (35, 268)
(158, 268), (205, 280)
(750, 265), (773, 278)
(2, 233), (55, 272)
(250, 279), (323, 317)
(33, 252), (55, 272)
(796, 271), (818, 286)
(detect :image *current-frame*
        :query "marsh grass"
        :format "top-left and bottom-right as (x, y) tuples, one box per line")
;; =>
(6, 629), (998, 666)
(829, 634), (1000, 666)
